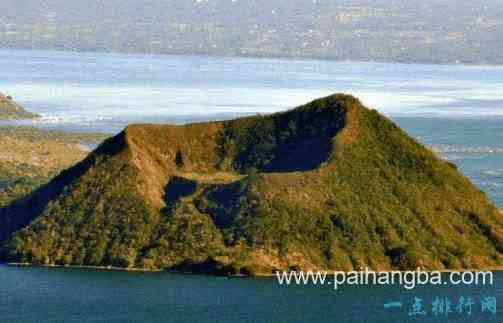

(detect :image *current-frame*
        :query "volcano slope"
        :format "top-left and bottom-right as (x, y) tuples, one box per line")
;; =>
(0, 94), (39, 120)
(0, 94), (501, 274)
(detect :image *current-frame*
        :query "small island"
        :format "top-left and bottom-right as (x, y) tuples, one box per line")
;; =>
(0, 93), (40, 120)
(0, 94), (501, 275)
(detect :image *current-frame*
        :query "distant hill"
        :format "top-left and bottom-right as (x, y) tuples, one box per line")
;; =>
(1, 0), (502, 64)
(0, 94), (501, 274)
(0, 125), (108, 208)
(0, 94), (39, 120)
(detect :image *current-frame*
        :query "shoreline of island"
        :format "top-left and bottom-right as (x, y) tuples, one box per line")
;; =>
(5, 262), (502, 276)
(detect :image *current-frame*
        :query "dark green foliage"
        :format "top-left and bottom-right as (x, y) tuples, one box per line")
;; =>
(194, 179), (249, 233)
(318, 106), (503, 269)
(1, 155), (156, 267)
(0, 163), (48, 208)
(139, 207), (225, 270)
(163, 176), (198, 211)
(385, 245), (420, 270)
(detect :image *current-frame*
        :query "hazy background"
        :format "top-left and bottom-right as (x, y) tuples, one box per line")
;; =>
(1, 0), (502, 64)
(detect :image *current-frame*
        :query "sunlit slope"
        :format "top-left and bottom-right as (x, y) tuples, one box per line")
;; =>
(1, 94), (501, 274)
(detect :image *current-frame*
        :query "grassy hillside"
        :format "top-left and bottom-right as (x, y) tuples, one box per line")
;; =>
(0, 126), (107, 208)
(0, 94), (501, 274)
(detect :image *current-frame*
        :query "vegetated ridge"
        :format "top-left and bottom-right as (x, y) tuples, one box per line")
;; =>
(0, 94), (501, 275)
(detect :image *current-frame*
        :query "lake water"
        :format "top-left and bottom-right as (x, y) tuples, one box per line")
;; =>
(0, 49), (502, 206)
(2, 50), (503, 132)
(0, 50), (502, 322)
(0, 265), (501, 323)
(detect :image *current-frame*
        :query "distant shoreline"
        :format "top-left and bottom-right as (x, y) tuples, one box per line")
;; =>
(1, 47), (502, 68)
(6, 262), (155, 273)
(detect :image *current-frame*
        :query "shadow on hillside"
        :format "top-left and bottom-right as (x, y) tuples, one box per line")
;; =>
(217, 97), (348, 173)
(0, 133), (125, 244)
(264, 136), (335, 172)
(162, 176), (197, 215)
(0, 154), (96, 244)
(193, 179), (249, 231)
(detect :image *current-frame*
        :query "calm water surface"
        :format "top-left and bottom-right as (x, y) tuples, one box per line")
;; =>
(1, 49), (502, 132)
(0, 266), (501, 323)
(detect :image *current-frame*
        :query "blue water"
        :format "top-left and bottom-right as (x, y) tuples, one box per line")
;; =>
(0, 266), (501, 323)
(1, 49), (503, 133)
(396, 118), (503, 207)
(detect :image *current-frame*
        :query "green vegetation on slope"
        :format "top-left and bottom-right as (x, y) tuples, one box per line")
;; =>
(0, 94), (501, 274)
(0, 126), (107, 208)
(216, 95), (346, 172)
(0, 162), (47, 209)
